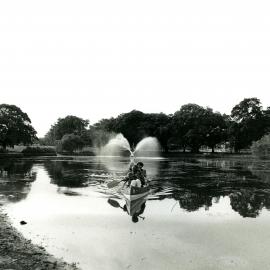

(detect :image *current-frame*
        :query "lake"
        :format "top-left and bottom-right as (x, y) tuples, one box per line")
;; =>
(1, 156), (270, 270)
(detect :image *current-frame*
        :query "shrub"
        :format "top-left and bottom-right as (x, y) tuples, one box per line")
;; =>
(22, 146), (56, 156)
(58, 134), (85, 153)
(251, 134), (270, 159)
(0, 148), (8, 153)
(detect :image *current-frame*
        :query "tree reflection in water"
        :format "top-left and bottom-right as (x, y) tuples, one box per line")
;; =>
(229, 191), (264, 218)
(43, 161), (94, 188)
(1, 157), (270, 219)
(177, 192), (212, 212)
(150, 158), (270, 218)
(0, 159), (36, 203)
(42, 158), (270, 218)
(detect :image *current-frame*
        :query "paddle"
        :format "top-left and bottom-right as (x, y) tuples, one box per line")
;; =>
(108, 178), (152, 189)
(107, 198), (124, 209)
(107, 179), (125, 188)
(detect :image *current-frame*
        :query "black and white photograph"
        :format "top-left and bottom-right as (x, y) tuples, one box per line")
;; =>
(1, 1), (270, 269)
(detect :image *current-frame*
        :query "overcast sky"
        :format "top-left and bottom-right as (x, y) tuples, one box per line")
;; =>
(1, 1), (270, 136)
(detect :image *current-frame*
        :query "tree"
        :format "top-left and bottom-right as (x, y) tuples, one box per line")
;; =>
(113, 110), (148, 147)
(0, 104), (37, 149)
(230, 98), (266, 152)
(87, 128), (115, 148)
(172, 104), (207, 152)
(59, 134), (85, 153)
(44, 115), (89, 145)
(251, 134), (270, 159)
(93, 111), (172, 152)
(172, 104), (227, 153)
(144, 113), (172, 152)
(203, 110), (227, 153)
(262, 107), (270, 134)
(231, 98), (263, 122)
(93, 110), (148, 148)
(93, 117), (117, 132)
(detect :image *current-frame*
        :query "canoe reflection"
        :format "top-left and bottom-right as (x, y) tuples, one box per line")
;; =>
(107, 196), (147, 223)
(123, 197), (147, 223)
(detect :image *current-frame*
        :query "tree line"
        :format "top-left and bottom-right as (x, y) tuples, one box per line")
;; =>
(42, 97), (270, 153)
(1, 98), (270, 153)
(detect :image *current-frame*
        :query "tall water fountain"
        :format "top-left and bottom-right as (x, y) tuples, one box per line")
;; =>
(99, 133), (161, 158)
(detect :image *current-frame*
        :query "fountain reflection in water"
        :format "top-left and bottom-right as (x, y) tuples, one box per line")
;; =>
(99, 133), (161, 158)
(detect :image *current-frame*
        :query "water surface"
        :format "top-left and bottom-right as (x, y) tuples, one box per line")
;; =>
(1, 156), (270, 270)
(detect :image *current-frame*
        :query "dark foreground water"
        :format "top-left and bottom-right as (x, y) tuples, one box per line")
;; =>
(1, 156), (270, 270)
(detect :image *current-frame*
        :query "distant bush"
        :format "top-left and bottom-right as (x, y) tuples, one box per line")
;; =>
(22, 146), (56, 156)
(57, 134), (85, 153)
(251, 134), (270, 159)
(0, 148), (8, 153)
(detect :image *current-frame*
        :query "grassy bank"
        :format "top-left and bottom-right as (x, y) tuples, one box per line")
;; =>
(0, 152), (24, 159)
(0, 146), (57, 158)
(162, 151), (253, 159)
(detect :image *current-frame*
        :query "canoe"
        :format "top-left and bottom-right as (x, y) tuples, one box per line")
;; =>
(121, 185), (150, 201)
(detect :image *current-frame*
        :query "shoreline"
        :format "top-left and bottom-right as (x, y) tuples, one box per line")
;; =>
(0, 151), (253, 158)
(0, 207), (79, 270)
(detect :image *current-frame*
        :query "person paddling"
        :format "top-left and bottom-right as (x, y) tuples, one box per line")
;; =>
(108, 162), (146, 189)
(136, 162), (146, 186)
(122, 164), (138, 186)
(123, 162), (147, 187)
(130, 164), (142, 187)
